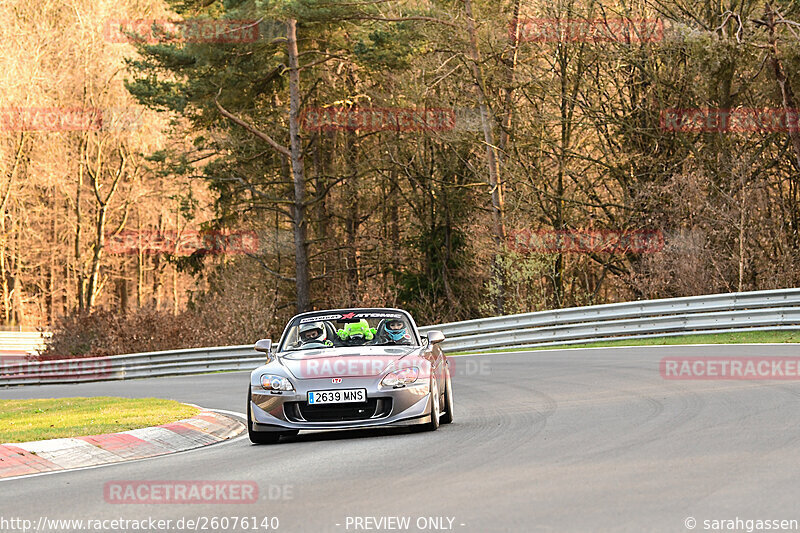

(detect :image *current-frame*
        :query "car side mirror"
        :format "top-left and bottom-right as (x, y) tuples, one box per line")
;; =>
(254, 339), (272, 355)
(427, 330), (445, 345)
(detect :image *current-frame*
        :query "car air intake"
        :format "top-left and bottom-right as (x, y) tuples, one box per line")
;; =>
(285, 398), (392, 422)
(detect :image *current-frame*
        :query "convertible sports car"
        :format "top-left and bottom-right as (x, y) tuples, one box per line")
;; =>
(247, 308), (454, 444)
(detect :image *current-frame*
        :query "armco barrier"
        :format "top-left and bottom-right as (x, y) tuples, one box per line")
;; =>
(0, 330), (50, 355)
(1, 289), (799, 386)
(0, 346), (264, 386)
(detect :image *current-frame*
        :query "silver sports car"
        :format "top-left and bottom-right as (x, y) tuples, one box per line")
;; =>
(247, 308), (453, 444)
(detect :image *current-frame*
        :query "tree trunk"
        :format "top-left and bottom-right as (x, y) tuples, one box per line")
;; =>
(172, 267), (178, 316)
(464, 0), (506, 315)
(553, 37), (576, 308)
(498, 0), (522, 167)
(153, 253), (163, 309)
(287, 19), (311, 313)
(136, 208), (143, 308)
(765, 5), (800, 248)
(152, 214), (164, 309)
(1, 133), (24, 324)
(118, 277), (129, 313)
(312, 132), (330, 247)
(0, 199), (9, 325)
(344, 129), (360, 304)
(10, 216), (24, 325)
(86, 147), (126, 309)
(86, 204), (108, 309)
(76, 144), (85, 312)
(47, 195), (56, 323)
(0, 214), (8, 323)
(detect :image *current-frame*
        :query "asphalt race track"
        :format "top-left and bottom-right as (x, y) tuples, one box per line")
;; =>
(2, 344), (800, 532)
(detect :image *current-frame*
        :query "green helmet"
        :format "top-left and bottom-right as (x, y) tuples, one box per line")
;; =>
(337, 319), (375, 341)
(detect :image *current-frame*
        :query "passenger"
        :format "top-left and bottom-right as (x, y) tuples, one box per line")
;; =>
(376, 318), (413, 345)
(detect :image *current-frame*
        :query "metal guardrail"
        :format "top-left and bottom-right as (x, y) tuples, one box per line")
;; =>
(1, 288), (799, 386)
(425, 308), (800, 352)
(417, 289), (800, 338)
(0, 346), (264, 386)
(0, 326), (43, 332)
(417, 289), (800, 351)
(0, 331), (50, 354)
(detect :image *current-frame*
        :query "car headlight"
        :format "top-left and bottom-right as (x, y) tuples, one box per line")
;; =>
(381, 367), (419, 387)
(261, 374), (294, 391)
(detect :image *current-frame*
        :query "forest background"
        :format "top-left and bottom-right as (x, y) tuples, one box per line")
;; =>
(2, 0), (798, 356)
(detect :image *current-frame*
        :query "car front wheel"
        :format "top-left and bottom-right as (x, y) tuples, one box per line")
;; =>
(440, 366), (454, 425)
(414, 378), (440, 432)
(247, 390), (281, 444)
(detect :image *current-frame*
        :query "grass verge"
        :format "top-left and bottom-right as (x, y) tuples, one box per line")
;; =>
(0, 397), (199, 443)
(450, 330), (800, 355)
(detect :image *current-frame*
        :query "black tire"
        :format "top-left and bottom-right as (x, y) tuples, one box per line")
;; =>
(247, 390), (281, 444)
(440, 366), (454, 425)
(413, 377), (440, 432)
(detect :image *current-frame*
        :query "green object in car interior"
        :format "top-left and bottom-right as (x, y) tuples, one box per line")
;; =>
(337, 319), (376, 340)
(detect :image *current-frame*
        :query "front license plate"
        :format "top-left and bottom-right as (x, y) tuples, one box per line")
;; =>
(307, 389), (367, 405)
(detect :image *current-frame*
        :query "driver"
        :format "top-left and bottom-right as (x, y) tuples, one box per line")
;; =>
(297, 322), (333, 347)
(378, 318), (412, 345)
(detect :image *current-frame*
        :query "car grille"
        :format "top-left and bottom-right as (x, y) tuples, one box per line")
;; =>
(285, 398), (392, 422)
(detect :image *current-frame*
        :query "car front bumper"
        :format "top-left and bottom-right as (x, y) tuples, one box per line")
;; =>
(249, 376), (432, 432)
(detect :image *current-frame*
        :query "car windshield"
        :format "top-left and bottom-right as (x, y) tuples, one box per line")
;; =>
(279, 311), (418, 351)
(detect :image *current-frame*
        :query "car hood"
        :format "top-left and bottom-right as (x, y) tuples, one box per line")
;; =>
(277, 346), (420, 379)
